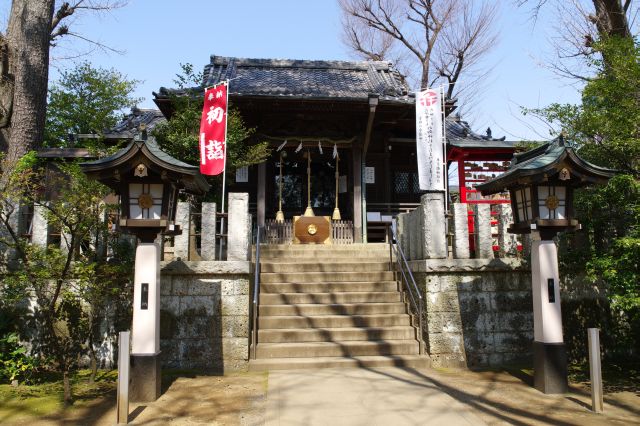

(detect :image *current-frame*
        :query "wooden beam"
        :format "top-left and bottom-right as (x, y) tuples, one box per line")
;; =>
(352, 146), (363, 243)
(362, 95), (379, 156)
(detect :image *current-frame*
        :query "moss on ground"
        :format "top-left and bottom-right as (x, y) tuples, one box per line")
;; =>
(0, 370), (117, 423)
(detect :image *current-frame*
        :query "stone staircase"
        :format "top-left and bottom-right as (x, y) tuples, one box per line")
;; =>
(249, 243), (430, 371)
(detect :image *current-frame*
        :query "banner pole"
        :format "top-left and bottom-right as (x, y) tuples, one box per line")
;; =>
(218, 80), (230, 260)
(441, 86), (449, 213)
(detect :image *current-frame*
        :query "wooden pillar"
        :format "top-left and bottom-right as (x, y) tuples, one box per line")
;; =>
(384, 139), (391, 206)
(257, 162), (266, 227)
(352, 146), (363, 243)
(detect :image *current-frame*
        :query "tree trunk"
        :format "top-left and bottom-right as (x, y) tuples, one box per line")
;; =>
(1, 0), (54, 168)
(63, 369), (72, 405)
(592, 0), (631, 38)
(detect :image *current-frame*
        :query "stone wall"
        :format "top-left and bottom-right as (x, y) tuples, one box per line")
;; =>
(159, 260), (250, 372)
(410, 258), (533, 368)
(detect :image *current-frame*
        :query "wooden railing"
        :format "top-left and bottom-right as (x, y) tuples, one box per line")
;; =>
(263, 219), (354, 244)
(332, 220), (354, 244)
(264, 219), (293, 245)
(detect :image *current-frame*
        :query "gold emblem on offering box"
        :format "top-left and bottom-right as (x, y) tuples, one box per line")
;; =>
(545, 195), (559, 210)
(307, 224), (317, 235)
(138, 193), (154, 209)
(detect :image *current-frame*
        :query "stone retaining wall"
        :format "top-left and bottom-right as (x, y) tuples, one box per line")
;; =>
(410, 258), (533, 368)
(159, 261), (250, 372)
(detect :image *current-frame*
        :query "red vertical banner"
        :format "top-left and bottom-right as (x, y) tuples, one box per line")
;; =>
(199, 82), (228, 175)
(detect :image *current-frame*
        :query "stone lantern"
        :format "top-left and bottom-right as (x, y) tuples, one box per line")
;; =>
(81, 130), (209, 401)
(477, 136), (615, 394)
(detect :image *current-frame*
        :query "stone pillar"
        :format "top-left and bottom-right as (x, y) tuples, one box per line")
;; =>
(531, 238), (567, 394)
(452, 203), (470, 259)
(496, 204), (518, 257)
(395, 213), (404, 253)
(31, 204), (49, 248)
(409, 210), (419, 261)
(474, 204), (493, 259)
(201, 202), (217, 261)
(420, 193), (447, 259)
(227, 193), (251, 261)
(173, 202), (190, 260)
(130, 241), (161, 402)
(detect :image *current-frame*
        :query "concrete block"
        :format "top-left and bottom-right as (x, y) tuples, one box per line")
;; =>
(474, 204), (493, 259)
(177, 315), (218, 339)
(457, 276), (482, 292)
(201, 202), (217, 260)
(234, 279), (250, 295)
(221, 295), (249, 316)
(425, 292), (460, 313)
(452, 203), (470, 259)
(180, 295), (219, 316)
(160, 276), (173, 296)
(228, 193), (251, 261)
(160, 295), (180, 315)
(173, 202), (190, 260)
(187, 279), (221, 296)
(491, 291), (532, 312)
(427, 312), (462, 334)
(420, 193), (447, 259)
(222, 337), (248, 360)
(428, 332), (464, 355)
(458, 292), (492, 312)
(222, 315), (249, 338)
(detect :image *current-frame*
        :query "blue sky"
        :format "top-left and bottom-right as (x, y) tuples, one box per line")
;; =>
(4, 0), (583, 140)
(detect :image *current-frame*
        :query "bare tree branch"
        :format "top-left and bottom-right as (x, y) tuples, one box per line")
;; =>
(340, 0), (498, 111)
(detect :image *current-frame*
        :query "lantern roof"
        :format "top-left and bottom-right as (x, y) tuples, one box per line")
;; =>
(80, 135), (210, 196)
(477, 136), (616, 195)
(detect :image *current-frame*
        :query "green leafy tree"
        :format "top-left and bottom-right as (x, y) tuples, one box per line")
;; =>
(527, 36), (639, 360)
(44, 62), (141, 149)
(153, 64), (270, 201)
(0, 157), (133, 403)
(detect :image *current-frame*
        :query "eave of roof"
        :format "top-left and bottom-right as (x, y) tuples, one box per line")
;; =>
(81, 137), (210, 195)
(477, 137), (617, 194)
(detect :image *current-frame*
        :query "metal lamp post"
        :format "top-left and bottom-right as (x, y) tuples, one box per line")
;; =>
(477, 136), (615, 394)
(81, 129), (209, 401)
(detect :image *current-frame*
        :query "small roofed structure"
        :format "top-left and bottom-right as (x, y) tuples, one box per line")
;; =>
(477, 136), (616, 236)
(81, 131), (209, 241)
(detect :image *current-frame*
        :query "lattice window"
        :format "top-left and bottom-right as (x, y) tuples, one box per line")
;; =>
(395, 172), (410, 193)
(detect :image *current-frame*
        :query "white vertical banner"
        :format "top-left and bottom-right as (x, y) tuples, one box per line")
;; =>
(416, 87), (445, 191)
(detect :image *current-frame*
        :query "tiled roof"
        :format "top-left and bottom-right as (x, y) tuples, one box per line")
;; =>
(446, 118), (521, 149)
(200, 56), (412, 103)
(477, 137), (616, 194)
(104, 108), (166, 139)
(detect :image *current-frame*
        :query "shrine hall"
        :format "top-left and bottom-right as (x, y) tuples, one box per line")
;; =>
(153, 56), (521, 243)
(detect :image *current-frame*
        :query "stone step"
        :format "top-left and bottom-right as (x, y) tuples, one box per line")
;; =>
(259, 302), (407, 316)
(258, 326), (416, 343)
(257, 243), (389, 252)
(260, 281), (398, 294)
(260, 271), (395, 283)
(255, 340), (419, 358)
(259, 262), (390, 273)
(259, 251), (390, 260)
(249, 355), (431, 371)
(260, 291), (401, 304)
(258, 314), (412, 329)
